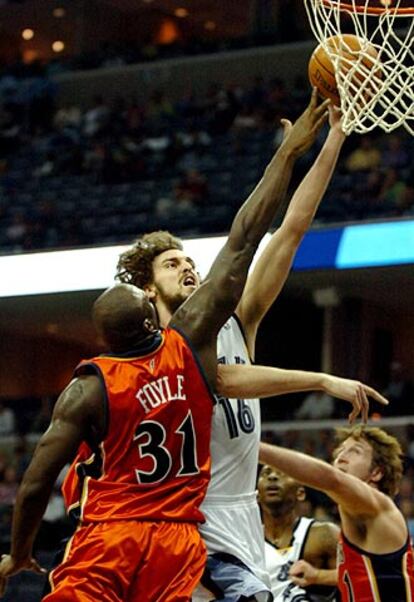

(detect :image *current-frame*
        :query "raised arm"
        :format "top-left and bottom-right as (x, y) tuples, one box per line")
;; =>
(236, 107), (346, 355)
(216, 364), (389, 423)
(0, 375), (104, 596)
(171, 91), (329, 379)
(259, 442), (390, 518)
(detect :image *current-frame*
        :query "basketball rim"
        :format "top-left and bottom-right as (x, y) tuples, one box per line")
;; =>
(319, 0), (414, 15)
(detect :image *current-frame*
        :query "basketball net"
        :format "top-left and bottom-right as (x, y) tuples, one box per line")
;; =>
(304, 0), (414, 135)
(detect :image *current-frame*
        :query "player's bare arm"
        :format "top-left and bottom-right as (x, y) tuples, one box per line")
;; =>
(259, 442), (395, 521)
(216, 364), (389, 422)
(171, 89), (330, 383)
(290, 561), (338, 589)
(304, 521), (339, 570)
(289, 521), (339, 588)
(0, 375), (104, 595)
(236, 105), (346, 356)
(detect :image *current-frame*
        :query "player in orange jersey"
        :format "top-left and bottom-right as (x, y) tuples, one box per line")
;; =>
(260, 426), (414, 602)
(0, 91), (330, 602)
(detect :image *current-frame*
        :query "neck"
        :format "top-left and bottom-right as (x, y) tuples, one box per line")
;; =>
(263, 507), (298, 548)
(155, 300), (173, 328)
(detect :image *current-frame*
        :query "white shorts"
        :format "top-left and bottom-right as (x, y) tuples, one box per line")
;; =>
(193, 492), (271, 601)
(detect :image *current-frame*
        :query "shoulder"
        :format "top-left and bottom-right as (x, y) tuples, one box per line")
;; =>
(56, 374), (104, 421)
(305, 521), (340, 558)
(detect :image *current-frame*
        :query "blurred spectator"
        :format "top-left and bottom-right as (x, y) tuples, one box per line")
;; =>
(378, 168), (408, 215)
(175, 168), (209, 206)
(294, 390), (335, 420)
(0, 403), (15, 436)
(0, 466), (18, 505)
(345, 136), (381, 172)
(382, 361), (413, 416)
(83, 95), (110, 137)
(13, 437), (32, 480)
(53, 104), (82, 132)
(380, 135), (410, 170)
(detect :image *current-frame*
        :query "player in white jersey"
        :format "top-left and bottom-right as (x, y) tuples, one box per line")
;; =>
(191, 106), (346, 601)
(258, 465), (338, 602)
(116, 103), (386, 600)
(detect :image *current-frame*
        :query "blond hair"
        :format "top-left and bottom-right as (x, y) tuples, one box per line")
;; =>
(334, 425), (403, 497)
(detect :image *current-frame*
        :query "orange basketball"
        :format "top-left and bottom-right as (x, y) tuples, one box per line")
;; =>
(308, 34), (379, 106)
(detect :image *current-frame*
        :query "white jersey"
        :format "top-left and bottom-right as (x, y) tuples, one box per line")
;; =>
(265, 517), (336, 602)
(203, 315), (261, 498)
(197, 316), (268, 585)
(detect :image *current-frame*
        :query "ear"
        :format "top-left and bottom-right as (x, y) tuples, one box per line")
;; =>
(144, 283), (157, 300)
(370, 465), (384, 486)
(296, 486), (306, 503)
(143, 317), (157, 334)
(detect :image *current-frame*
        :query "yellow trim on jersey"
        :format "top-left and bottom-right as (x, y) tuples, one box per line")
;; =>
(66, 500), (80, 514)
(48, 531), (77, 592)
(79, 476), (91, 521)
(363, 555), (381, 602)
(402, 551), (413, 602)
(65, 452), (95, 517)
(99, 441), (106, 480)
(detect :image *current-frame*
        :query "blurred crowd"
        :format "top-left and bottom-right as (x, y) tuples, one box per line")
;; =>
(0, 63), (413, 253)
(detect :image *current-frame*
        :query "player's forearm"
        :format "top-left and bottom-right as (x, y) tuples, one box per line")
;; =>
(230, 146), (296, 251)
(283, 126), (345, 234)
(259, 442), (340, 493)
(217, 365), (326, 399)
(11, 477), (55, 562)
(314, 568), (338, 587)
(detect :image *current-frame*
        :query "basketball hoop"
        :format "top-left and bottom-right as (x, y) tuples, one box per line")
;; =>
(304, 0), (414, 135)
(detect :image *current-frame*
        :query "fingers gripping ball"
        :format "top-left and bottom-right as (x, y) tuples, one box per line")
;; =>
(308, 34), (379, 106)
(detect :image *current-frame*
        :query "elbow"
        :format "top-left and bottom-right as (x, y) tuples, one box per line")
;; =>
(216, 367), (235, 398)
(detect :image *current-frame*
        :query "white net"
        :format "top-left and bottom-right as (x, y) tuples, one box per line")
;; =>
(304, 0), (414, 135)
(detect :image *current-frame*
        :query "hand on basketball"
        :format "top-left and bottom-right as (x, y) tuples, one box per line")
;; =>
(0, 554), (46, 597)
(328, 103), (345, 133)
(280, 88), (330, 157)
(322, 374), (389, 423)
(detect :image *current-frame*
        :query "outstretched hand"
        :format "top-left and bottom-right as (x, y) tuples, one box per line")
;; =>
(0, 554), (46, 598)
(280, 88), (330, 158)
(323, 375), (389, 423)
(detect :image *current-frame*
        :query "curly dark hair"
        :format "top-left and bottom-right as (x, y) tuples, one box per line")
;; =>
(333, 425), (404, 498)
(116, 231), (183, 288)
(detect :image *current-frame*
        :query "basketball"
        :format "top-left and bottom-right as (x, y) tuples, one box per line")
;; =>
(308, 34), (379, 106)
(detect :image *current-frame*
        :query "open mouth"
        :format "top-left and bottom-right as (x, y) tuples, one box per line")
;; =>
(182, 275), (196, 286)
(266, 485), (281, 495)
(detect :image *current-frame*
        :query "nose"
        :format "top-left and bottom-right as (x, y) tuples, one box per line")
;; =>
(334, 451), (347, 466)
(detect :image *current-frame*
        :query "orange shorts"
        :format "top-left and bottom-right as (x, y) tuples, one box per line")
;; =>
(42, 520), (206, 602)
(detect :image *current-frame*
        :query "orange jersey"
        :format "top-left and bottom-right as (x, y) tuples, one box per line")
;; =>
(338, 531), (414, 602)
(62, 328), (214, 524)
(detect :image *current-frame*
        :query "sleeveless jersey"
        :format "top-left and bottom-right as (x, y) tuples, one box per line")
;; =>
(338, 531), (414, 602)
(194, 315), (269, 590)
(62, 327), (214, 524)
(202, 315), (261, 499)
(265, 517), (337, 602)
